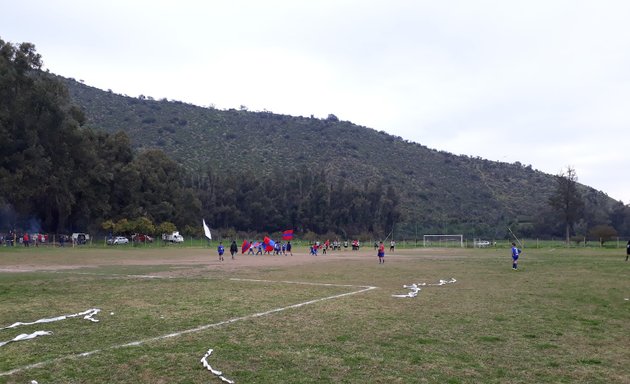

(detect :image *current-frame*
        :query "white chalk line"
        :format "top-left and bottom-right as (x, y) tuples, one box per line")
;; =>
(51, 271), (171, 279)
(0, 280), (377, 378)
(0, 269), (168, 278)
(230, 277), (376, 289)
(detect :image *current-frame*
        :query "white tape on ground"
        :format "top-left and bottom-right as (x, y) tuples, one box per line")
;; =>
(0, 331), (52, 347)
(0, 309), (101, 349)
(392, 284), (421, 298)
(0, 281), (377, 378)
(0, 308), (101, 331)
(392, 278), (456, 298)
(201, 348), (234, 384)
(430, 278), (457, 286)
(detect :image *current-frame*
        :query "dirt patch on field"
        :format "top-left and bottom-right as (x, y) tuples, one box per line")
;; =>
(0, 247), (451, 274)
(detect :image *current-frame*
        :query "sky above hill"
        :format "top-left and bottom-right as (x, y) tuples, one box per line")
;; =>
(3, 0), (629, 203)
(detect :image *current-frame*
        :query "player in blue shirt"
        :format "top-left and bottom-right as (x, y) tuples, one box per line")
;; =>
(217, 242), (225, 261)
(511, 242), (521, 270)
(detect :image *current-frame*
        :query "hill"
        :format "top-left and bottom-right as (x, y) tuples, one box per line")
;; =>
(59, 77), (616, 238)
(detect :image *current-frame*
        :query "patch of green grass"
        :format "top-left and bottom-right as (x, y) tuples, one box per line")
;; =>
(0, 247), (629, 383)
(478, 336), (503, 343)
(578, 358), (602, 365)
(536, 343), (559, 350)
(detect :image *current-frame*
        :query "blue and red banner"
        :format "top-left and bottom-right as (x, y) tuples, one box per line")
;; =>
(242, 240), (250, 254)
(282, 230), (294, 240)
(263, 236), (276, 252)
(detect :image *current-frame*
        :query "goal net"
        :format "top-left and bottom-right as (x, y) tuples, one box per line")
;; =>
(423, 234), (463, 248)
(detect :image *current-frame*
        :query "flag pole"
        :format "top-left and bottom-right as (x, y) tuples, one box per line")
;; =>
(507, 227), (523, 248)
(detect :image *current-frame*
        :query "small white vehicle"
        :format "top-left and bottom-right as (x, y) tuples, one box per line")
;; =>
(107, 236), (129, 245)
(474, 240), (491, 248)
(162, 231), (184, 243)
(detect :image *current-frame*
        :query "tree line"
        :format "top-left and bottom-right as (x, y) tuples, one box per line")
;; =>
(0, 39), (401, 238)
(2, 39), (628, 241)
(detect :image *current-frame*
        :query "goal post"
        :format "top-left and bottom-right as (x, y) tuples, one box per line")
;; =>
(423, 234), (464, 248)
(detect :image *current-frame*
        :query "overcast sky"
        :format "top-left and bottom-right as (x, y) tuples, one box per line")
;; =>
(3, 0), (629, 203)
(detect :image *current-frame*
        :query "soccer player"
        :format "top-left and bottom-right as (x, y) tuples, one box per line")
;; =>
(286, 241), (293, 256)
(217, 242), (225, 261)
(229, 240), (238, 259)
(511, 242), (521, 270)
(378, 241), (385, 264)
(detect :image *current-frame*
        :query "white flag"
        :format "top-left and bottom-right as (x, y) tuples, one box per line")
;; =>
(202, 219), (212, 240)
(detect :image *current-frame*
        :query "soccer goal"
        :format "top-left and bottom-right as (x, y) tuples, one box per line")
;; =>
(423, 234), (464, 248)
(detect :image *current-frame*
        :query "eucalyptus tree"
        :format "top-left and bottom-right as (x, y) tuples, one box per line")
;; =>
(549, 166), (584, 244)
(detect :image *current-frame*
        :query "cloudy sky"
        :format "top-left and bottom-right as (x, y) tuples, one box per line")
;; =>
(3, 0), (629, 202)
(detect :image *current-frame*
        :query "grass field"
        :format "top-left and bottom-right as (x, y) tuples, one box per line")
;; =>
(0, 246), (628, 383)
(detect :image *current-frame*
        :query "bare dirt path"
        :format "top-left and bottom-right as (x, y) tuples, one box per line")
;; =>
(0, 246), (464, 274)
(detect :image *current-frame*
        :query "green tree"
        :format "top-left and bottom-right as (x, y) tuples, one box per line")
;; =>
(114, 219), (131, 235)
(589, 224), (618, 246)
(132, 216), (155, 235)
(101, 220), (115, 234)
(549, 166), (584, 244)
(610, 202), (630, 237)
(157, 221), (177, 239)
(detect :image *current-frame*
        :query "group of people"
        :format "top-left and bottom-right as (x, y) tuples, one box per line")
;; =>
(217, 240), (294, 260)
(216, 241), (239, 261)
(0, 232), (49, 247)
(216, 238), (630, 267)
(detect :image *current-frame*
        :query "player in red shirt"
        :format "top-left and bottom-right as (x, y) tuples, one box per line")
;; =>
(378, 241), (385, 264)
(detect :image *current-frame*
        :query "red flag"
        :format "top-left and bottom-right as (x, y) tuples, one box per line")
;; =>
(282, 229), (294, 240)
(242, 240), (250, 254)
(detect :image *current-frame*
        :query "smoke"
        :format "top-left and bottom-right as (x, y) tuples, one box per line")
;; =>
(0, 204), (43, 233)
(27, 217), (43, 234)
(0, 204), (17, 231)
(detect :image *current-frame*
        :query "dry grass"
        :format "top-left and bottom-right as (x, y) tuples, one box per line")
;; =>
(0, 246), (628, 383)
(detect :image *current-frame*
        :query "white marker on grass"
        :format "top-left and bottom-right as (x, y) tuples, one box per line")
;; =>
(392, 278), (456, 298)
(0, 331), (52, 347)
(0, 308), (100, 330)
(201, 348), (234, 383)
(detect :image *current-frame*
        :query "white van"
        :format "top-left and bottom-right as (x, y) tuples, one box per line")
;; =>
(162, 231), (184, 243)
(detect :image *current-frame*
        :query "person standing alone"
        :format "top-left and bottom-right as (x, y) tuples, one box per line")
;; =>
(511, 242), (521, 270)
(378, 241), (385, 264)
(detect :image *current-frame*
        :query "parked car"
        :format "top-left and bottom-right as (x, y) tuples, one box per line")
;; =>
(162, 231), (184, 243)
(107, 236), (129, 245)
(132, 234), (153, 243)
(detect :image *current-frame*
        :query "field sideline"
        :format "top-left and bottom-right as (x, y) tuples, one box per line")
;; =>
(0, 246), (628, 383)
